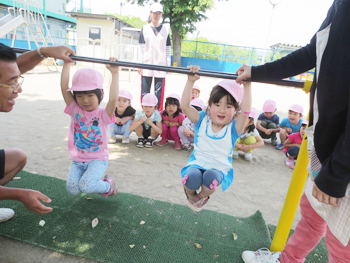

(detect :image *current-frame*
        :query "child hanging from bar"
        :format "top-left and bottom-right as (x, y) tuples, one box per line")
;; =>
(180, 65), (252, 212)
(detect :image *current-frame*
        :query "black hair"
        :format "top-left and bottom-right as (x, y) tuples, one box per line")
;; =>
(206, 85), (240, 118)
(192, 105), (202, 112)
(73, 89), (103, 104)
(162, 97), (182, 117)
(0, 44), (17, 78)
(301, 123), (307, 128)
(0, 44), (17, 62)
(246, 117), (256, 133)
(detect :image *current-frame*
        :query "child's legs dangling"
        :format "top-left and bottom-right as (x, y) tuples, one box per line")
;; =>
(201, 169), (223, 198)
(182, 167), (203, 197)
(78, 160), (110, 194)
(66, 162), (85, 195)
(280, 194), (327, 263)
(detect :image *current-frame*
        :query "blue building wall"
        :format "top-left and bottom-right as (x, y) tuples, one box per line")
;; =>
(173, 57), (242, 73)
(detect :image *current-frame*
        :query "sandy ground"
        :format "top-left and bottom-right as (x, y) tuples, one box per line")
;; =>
(0, 65), (310, 263)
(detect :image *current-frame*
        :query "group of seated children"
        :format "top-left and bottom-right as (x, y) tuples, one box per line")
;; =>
(107, 83), (307, 169)
(108, 85), (205, 151)
(240, 99), (307, 167)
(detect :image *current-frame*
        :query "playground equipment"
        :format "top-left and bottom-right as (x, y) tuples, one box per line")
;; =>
(11, 46), (312, 252)
(2, 0), (59, 72)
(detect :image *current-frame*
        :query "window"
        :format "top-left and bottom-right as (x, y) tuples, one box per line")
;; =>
(89, 27), (101, 45)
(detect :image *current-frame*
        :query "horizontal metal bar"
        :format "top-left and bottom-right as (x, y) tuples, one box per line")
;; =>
(12, 47), (305, 88)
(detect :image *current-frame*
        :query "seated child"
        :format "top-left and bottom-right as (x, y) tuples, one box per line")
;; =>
(178, 98), (205, 151)
(256, 99), (280, 146)
(283, 120), (308, 169)
(129, 93), (162, 148)
(191, 85), (201, 100)
(156, 93), (185, 150)
(275, 103), (303, 150)
(108, 89), (135, 144)
(233, 107), (264, 162)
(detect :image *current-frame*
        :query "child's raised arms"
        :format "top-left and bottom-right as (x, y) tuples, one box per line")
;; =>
(235, 81), (252, 135)
(61, 60), (74, 106)
(181, 65), (201, 124)
(105, 58), (120, 118)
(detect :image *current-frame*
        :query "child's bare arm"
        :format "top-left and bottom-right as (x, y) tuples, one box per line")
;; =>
(181, 66), (200, 124)
(236, 81), (252, 134)
(147, 120), (162, 135)
(105, 58), (119, 118)
(129, 117), (144, 131)
(61, 62), (74, 106)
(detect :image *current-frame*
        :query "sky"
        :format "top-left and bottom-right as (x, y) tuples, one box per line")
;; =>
(85, 0), (334, 49)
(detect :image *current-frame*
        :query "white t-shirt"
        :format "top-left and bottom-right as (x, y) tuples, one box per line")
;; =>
(239, 128), (259, 140)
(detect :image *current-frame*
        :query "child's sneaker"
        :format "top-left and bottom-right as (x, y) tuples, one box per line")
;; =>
(242, 248), (281, 263)
(275, 143), (284, 150)
(244, 152), (253, 162)
(174, 141), (182, 150)
(271, 137), (278, 146)
(286, 159), (295, 169)
(232, 151), (239, 160)
(0, 208), (15, 223)
(145, 138), (155, 148)
(108, 136), (116, 144)
(184, 188), (197, 200)
(122, 136), (130, 144)
(136, 137), (145, 148)
(182, 143), (192, 151)
(101, 175), (118, 198)
(156, 139), (168, 146)
(186, 194), (209, 212)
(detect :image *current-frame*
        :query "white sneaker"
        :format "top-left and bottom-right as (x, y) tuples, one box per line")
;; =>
(242, 248), (281, 263)
(122, 136), (130, 144)
(0, 208), (15, 223)
(108, 136), (116, 144)
(232, 151), (239, 160)
(244, 152), (253, 162)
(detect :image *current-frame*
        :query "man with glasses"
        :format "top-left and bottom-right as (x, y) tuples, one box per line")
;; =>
(0, 43), (74, 222)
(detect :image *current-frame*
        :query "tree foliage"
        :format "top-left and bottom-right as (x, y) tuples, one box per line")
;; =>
(126, 0), (215, 66)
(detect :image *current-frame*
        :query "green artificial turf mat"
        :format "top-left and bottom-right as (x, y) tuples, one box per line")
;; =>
(0, 171), (271, 263)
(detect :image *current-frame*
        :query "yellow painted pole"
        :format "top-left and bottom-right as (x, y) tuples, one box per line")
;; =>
(270, 80), (313, 252)
(270, 132), (309, 251)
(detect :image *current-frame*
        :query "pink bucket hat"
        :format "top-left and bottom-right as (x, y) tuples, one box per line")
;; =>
(68, 68), (104, 91)
(289, 104), (304, 114)
(216, 80), (243, 103)
(192, 85), (201, 92)
(118, 89), (132, 101)
(263, 99), (276, 112)
(142, 93), (158, 106)
(190, 98), (205, 110)
(167, 93), (181, 104)
(249, 107), (258, 119)
(302, 119), (309, 125)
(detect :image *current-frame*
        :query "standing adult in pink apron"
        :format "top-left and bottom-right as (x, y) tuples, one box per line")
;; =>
(138, 2), (171, 111)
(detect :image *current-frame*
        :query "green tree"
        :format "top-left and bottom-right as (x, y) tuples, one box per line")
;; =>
(104, 13), (148, 28)
(126, 0), (214, 67)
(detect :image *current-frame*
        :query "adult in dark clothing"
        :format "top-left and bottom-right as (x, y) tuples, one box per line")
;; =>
(238, 0), (350, 262)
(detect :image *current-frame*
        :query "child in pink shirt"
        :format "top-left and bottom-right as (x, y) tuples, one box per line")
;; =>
(283, 120), (308, 169)
(61, 58), (119, 198)
(156, 93), (185, 150)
